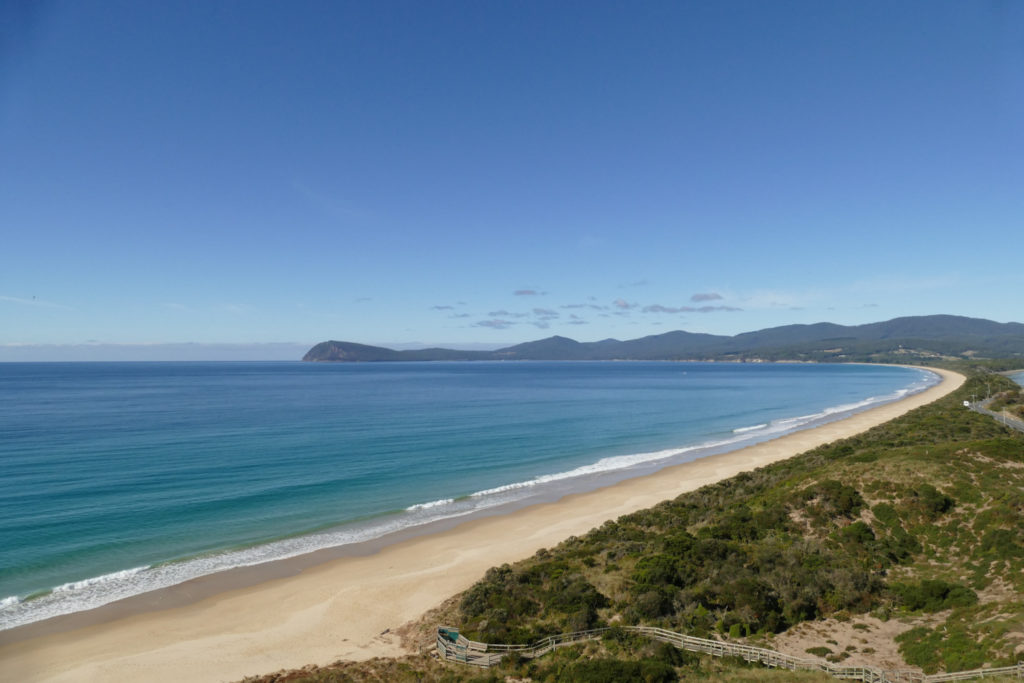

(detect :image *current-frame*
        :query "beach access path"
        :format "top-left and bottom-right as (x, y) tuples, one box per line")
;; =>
(0, 368), (964, 683)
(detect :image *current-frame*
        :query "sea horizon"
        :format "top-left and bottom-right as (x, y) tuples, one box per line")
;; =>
(0, 361), (938, 631)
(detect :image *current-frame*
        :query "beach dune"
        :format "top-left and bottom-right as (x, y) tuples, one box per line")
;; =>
(0, 368), (963, 683)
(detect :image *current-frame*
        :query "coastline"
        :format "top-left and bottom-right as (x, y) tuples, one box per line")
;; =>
(0, 367), (964, 683)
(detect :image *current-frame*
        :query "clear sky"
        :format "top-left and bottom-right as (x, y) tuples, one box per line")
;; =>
(2, 1), (1022, 359)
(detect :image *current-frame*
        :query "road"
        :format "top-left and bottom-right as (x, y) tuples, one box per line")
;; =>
(968, 398), (1024, 434)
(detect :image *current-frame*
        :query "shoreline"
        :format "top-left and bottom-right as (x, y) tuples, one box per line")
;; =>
(0, 368), (964, 683)
(0, 364), (933, 635)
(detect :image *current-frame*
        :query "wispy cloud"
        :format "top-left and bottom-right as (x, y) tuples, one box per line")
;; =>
(643, 303), (742, 314)
(562, 302), (608, 311)
(737, 289), (821, 311)
(0, 295), (69, 309)
(431, 305), (454, 310)
(691, 292), (723, 302)
(613, 298), (635, 310)
(533, 307), (559, 320)
(475, 319), (516, 330)
(514, 289), (546, 296)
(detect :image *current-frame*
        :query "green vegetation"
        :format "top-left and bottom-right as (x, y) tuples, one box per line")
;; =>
(889, 579), (977, 612)
(988, 385), (1024, 420)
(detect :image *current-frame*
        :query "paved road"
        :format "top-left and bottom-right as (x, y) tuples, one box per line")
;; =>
(968, 398), (1024, 434)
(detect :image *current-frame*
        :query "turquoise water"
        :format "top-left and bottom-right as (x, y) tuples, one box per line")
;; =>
(0, 361), (936, 629)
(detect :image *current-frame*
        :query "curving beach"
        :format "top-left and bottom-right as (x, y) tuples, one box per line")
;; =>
(0, 367), (964, 683)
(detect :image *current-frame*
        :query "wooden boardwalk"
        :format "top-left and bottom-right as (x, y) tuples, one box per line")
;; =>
(436, 625), (1024, 682)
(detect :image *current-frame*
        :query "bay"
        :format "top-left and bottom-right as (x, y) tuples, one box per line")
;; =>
(0, 361), (935, 629)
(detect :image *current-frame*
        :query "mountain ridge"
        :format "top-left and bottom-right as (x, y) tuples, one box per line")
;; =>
(303, 315), (1024, 363)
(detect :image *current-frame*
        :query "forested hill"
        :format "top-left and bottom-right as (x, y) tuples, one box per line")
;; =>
(303, 315), (1024, 363)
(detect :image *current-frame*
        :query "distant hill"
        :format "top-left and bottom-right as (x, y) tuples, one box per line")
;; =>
(302, 315), (1024, 362)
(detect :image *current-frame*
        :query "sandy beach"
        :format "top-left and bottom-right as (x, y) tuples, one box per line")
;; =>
(0, 367), (963, 683)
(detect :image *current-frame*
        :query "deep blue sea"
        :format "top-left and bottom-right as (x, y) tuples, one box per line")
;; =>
(0, 361), (937, 630)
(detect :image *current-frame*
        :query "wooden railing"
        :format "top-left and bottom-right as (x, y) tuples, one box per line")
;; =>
(436, 625), (1024, 682)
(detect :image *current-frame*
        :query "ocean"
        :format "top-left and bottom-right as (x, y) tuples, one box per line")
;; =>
(0, 361), (937, 631)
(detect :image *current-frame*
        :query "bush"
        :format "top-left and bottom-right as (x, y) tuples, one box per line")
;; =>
(632, 554), (681, 587)
(871, 502), (900, 527)
(980, 528), (1023, 559)
(896, 624), (988, 674)
(891, 579), (978, 612)
(837, 520), (875, 546)
(538, 658), (677, 683)
(802, 480), (865, 520)
(913, 484), (955, 518)
(653, 641), (697, 667)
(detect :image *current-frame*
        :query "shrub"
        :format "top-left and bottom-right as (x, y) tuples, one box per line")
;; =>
(913, 484), (955, 518)
(802, 480), (865, 520)
(871, 502), (900, 527)
(632, 554), (680, 587)
(980, 528), (1023, 559)
(653, 641), (698, 667)
(539, 658), (677, 683)
(890, 579), (978, 612)
(837, 520), (875, 546)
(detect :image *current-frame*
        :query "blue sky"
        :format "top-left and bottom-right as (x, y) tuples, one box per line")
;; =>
(2, 1), (1022, 359)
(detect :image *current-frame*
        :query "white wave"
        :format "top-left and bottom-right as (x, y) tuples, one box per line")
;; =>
(406, 498), (455, 511)
(470, 443), (721, 498)
(466, 369), (938, 504)
(1, 367), (940, 633)
(771, 413), (820, 427)
(733, 423), (767, 434)
(52, 566), (149, 594)
(0, 500), (486, 632)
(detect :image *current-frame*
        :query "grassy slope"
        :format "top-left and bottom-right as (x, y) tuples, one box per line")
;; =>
(246, 365), (1024, 682)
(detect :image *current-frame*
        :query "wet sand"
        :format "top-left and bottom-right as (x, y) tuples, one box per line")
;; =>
(0, 368), (964, 683)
